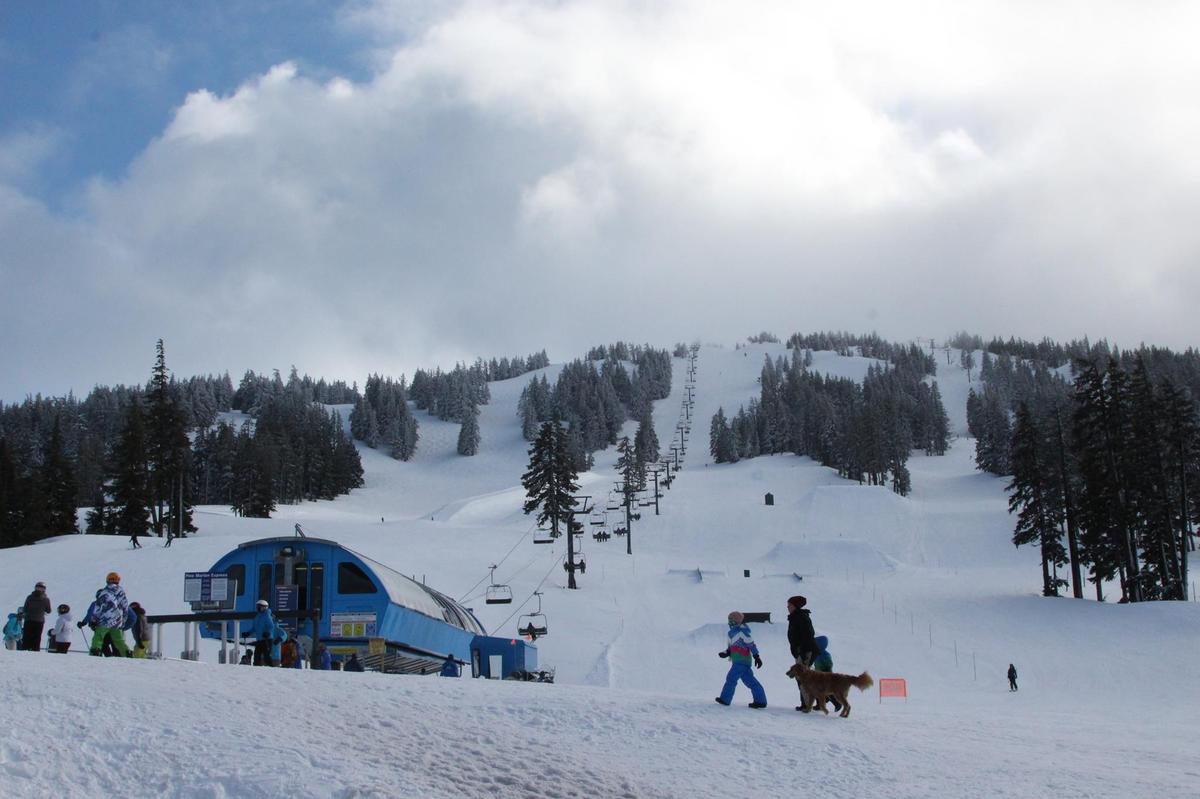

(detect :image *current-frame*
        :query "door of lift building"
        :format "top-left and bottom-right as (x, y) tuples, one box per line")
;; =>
(257, 544), (324, 637)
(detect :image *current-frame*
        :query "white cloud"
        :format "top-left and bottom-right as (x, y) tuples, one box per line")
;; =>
(3, 0), (1200, 399)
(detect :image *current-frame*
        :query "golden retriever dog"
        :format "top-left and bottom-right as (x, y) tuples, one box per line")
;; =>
(785, 658), (874, 718)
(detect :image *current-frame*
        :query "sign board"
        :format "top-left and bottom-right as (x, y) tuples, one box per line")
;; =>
(879, 678), (908, 702)
(368, 637), (386, 656)
(330, 612), (377, 638)
(274, 585), (299, 631)
(184, 572), (236, 611)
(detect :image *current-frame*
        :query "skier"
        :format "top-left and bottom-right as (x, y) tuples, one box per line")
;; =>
(3, 610), (22, 650)
(715, 611), (767, 709)
(22, 582), (51, 652)
(51, 605), (73, 654)
(78, 590), (115, 656)
(440, 654), (461, 677)
(88, 572), (131, 657)
(128, 602), (150, 658)
(250, 600), (276, 666)
(1008, 663), (1018, 692)
(787, 595), (818, 711)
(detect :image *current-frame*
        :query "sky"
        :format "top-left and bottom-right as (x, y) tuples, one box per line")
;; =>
(3, 0), (1200, 401)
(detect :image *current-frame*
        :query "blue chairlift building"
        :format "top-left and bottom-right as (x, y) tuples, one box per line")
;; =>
(199, 536), (535, 677)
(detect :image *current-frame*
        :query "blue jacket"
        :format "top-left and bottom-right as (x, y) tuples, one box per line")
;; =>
(93, 584), (129, 629)
(270, 624), (288, 663)
(318, 648), (332, 670)
(123, 607), (138, 631)
(440, 658), (461, 677)
(3, 613), (21, 641)
(251, 609), (275, 641)
(812, 635), (833, 671)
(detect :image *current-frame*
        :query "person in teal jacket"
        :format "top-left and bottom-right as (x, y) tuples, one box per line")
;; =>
(3, 611), (22, 650)
(811, 635), (842, 712)
(250, 600), (277, 666)
(270, 623), (288, 666)
(715, 611), (767, 708)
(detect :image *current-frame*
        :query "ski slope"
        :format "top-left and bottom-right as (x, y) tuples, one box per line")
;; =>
(1, 343), (1196, 799)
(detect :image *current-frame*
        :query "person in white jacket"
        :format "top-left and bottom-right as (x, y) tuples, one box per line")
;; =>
(51, 605), (73, 654)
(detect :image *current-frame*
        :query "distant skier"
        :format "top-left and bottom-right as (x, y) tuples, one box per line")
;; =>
(250, 600), (276, 666)
(787, 595), (818, 711)
(1008, 663), (1018, 692)
(51, 605), (73, 654)
(715, 611), (767, 709)
(440, 655), (461, 677)
(129, 531), (142, 549)
(89, 573), (130, 657)
(22, 582), (51, 652)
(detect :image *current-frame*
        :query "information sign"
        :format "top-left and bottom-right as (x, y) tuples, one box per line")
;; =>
(330, 612), (377, 638)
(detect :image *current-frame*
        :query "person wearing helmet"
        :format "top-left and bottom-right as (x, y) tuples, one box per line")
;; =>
(89, 572), (130, 657)
(251, 600), (276, 666)
(22, 582), (51, 652)
(715, 610), (767, 709)
(51, 604), (74, 654)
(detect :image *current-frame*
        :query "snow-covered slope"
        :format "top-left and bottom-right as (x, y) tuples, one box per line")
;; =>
(1, 344), (1196, 799)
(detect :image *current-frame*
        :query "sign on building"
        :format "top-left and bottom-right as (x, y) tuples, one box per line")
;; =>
(184, 572), (236, 611)
(330, 612), (377, 638)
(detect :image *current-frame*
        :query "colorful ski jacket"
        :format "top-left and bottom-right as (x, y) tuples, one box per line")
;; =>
(93, 584), (129, 629)
(725, 622), (760, 665)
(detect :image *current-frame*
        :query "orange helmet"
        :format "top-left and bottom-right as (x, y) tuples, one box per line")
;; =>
(106, 571), (121, 584)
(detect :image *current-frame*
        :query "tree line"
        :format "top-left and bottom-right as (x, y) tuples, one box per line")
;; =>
(711, 345), (950, 497)
(967, 341), (1199, 602)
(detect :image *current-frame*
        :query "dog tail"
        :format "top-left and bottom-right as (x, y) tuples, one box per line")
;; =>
(853, 672), (874, 692)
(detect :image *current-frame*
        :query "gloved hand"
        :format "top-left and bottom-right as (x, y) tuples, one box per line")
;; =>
(76, 620), (86, 629)
(718, 651), (729, 658)
(753, 655), (763, 669)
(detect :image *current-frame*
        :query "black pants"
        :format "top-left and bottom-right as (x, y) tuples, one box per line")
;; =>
(253, 640), (274, 666)
(22, 621), (44, 652)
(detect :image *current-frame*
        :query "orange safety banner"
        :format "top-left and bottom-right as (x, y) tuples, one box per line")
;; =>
(879, 678), (907, 702)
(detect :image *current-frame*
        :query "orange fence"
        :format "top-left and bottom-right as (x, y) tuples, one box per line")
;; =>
(879, 678), (907, 702)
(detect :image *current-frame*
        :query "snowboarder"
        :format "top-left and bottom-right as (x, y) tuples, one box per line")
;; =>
(344, 653), (365, 672)
(787, 595), (818, 711)
(250, 600), (276, 666)
(3, 610), (22, 650)
(22, 582), (51, 652)
(89, 572), (131, 657)
(1008, 663), (1018, 692)
(440, 655), (461, 677)
(715, 611), (767, 709)
(51, 605), (73, 654)
(128, 602), (150, 658)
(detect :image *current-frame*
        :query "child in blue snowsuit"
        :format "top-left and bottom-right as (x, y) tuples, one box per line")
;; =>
(715, 611), (767, 708)
(3, 611), (22, 650)
(811, 635), (843, 712)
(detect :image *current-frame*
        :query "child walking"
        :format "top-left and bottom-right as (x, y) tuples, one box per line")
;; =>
(715, 611), (767, 709)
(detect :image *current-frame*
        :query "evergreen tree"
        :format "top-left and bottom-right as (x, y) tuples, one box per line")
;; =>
(111, 400), (152, 539)
(41, 416), (79, 535)
(457, 402), (481, 456)
(1008, 403), (1068, 595)
(521, 420), (579, 539)
(634, 409), (660, 467)
(146, 340), (193, 538)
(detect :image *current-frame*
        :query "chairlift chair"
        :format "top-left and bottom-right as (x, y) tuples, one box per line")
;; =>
(485, 565), (513, 605)
(518, 591), (549, 640)
(533, 527), (555, 544)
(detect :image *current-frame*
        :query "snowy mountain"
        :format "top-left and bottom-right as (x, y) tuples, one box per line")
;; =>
(0, 343), (1195, 799)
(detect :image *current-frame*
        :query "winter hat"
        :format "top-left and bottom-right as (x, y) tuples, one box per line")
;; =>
(106, 572), (121, 584)
(787, 595), (807, 609)
(727, 611), (744, 625)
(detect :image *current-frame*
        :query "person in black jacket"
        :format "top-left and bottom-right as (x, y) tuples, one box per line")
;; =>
(22, 582), (51, 652)
(787, 595), (818, 712)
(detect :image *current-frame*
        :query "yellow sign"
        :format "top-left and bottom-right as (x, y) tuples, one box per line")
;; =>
(368, 637), (385, 655)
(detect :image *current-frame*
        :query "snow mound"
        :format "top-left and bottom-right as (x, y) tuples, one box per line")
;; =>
(758, 540), (896, 576)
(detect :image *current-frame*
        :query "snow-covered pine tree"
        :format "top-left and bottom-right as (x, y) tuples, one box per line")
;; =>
(522, 419), (579, 538)
(1008, 402), (1068, 596)
(457, 402), (481, 456)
